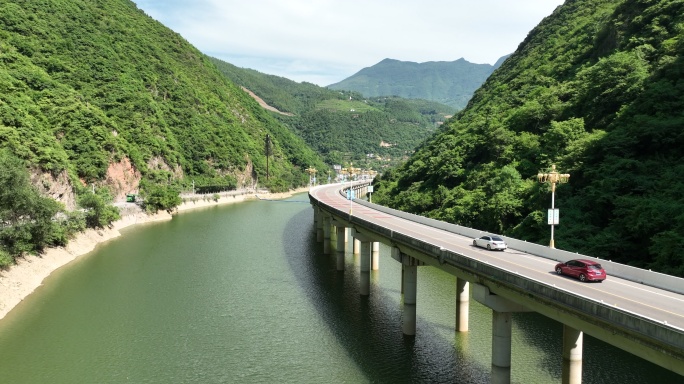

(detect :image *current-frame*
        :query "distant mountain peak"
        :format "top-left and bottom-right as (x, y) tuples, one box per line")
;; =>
(327, 55), (508, 110)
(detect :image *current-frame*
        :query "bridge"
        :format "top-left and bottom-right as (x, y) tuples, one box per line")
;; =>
(309, 182), (684, 384)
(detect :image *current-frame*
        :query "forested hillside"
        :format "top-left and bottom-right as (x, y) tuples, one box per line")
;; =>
(327, 58), (505, 110)
(374, 0), (684, 276)
(212, 59), (452, 169)
(0, 0), (325, 266)
(0, 0), (325, 193)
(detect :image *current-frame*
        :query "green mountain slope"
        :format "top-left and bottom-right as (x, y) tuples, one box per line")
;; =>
(211, 59), (454, 170)
(374, 0), (684, 276)
(327, 57), (506, 110)
(0, 0), (324, 199)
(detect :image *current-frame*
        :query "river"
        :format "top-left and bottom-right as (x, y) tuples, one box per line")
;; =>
(0, 193), (679, 383)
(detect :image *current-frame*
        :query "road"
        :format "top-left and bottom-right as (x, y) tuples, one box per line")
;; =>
(311, 183), (684, 329)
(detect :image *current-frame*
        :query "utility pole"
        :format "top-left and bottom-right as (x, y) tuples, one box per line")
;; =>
(306, 166), (317, 188)
(537, 164), (570, 248)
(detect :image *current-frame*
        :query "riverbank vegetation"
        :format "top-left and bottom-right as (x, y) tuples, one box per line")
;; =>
(374, 0), (684, 276)
(0, 150), (120, 268)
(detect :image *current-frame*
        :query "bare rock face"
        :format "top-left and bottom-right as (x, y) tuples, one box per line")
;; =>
(31, 169), (77, 210)
(105, 157), (142, 202)
(235, 158), (257, 189)
(31, 157), (143, 209)
(31, 155), (258, 209)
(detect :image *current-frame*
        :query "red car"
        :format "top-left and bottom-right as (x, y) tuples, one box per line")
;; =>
(554, 259), (606, 282)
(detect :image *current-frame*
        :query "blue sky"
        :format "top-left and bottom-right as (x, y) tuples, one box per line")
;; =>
(133, 0), (565, 86)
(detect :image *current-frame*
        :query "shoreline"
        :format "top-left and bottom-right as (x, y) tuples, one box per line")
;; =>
(0, 188), (309, 321)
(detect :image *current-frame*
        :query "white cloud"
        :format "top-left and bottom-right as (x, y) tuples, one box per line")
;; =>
(134, 0), (564, 85)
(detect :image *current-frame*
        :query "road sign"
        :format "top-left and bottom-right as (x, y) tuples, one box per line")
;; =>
(548, 209), (559, 225)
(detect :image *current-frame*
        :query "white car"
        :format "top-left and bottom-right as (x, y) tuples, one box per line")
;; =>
(473, 235), (507, 251)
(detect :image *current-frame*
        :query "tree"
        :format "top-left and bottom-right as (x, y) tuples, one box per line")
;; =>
(139, 181), (182, 213)
(0, 150), (67, 265)
(77, 189), (121, 228)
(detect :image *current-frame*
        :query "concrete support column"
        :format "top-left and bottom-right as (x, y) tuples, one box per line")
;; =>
(472, 283), (530, 384)
(344, 227), (349, 243)
(562, 325), (583, 384)
(455, 278), (469, 332)
(315, 208), (323, 242)
(401, 264), (405, 293)
(336, 226), (346, 271)
(371, 242), (380, 270)
(323, 216), (331, 254)
(353, 238), (361, 255)
(491, 311), (512, 384)
(359, 241), (371, 296)
(402, 264), (417, 335)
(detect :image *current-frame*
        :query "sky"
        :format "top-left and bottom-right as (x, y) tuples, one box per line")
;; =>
(133, 0), (566, 86)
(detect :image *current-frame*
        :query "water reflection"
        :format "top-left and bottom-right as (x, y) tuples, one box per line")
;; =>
(282, 208), (488, 383)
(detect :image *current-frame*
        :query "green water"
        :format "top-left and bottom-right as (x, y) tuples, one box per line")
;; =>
(0, 195), (679, 383)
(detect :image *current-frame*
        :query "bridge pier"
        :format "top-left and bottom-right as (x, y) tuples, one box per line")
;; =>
(315, 207), (323, 242)
(402, 264), (417, 335)
(352, 230), (375, 296)
(392, 247), (426, 336)
(562, 325), (583, 384)
(323, 215), (331, 254)
(359, 241), (371, 295)
(473, 284), (531, 384)
(492, 310), (513, 384)
(336, 225), (346, 271)
(371, 242), (380, 270)
(401, 265), (404, 294)
(455, 278), (469, 332)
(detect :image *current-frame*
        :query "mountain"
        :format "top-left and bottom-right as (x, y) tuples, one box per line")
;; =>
(0, 0), (325, 201)
(373, 0), (684, 276)
(211, 59), (454, 170)
(327, 57), (508, 110)
(0, 0), (326, 264)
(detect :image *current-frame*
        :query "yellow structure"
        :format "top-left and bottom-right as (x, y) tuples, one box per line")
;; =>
(537, 164), (570, 248)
